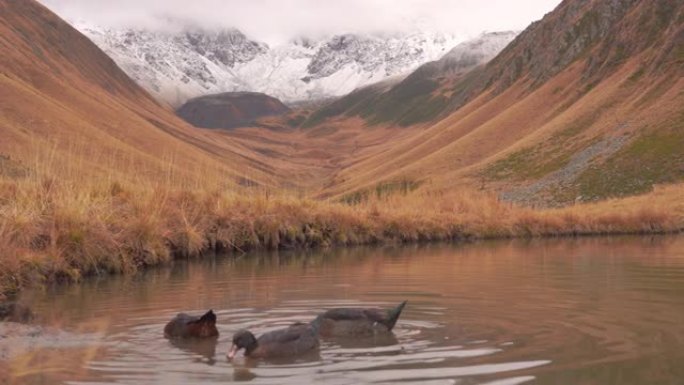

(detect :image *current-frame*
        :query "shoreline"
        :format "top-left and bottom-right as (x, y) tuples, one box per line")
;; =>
(2, 177), (683, 300)
(2, 204), (681, 299)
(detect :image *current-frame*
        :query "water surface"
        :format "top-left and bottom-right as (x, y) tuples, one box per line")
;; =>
(4, 236), (684, 384)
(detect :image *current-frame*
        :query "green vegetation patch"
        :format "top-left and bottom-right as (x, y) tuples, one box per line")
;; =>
(286, 114), (307, 128)
(373, 180), (422, 199)
(626, 67), (646, 83)
(339, 190), (370, 205)
(484, 110), (603, 181)
(393, 95), (448, 127)
(608, 43), (629, 67)
(575, 117), (684, 200)
(483, 145), (576, 181)
(301, 87), (381, 128)
(305, 125), (338, 138)
(0, 155), (30, 179)
(353, 76), (445, 127)
(674, 43), (684, 64)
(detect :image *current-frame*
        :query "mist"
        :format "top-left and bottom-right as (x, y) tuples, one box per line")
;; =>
(39, 0), (561, 45)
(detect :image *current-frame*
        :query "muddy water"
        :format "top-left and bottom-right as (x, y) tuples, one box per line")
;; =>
(3, 236), (684, 384)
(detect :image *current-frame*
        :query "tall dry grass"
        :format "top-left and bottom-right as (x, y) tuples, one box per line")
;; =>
(1, 148), (682, 299)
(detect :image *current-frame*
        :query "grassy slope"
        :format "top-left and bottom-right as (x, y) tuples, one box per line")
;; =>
(0, 0), (278, 189)
(314, 0), (684, 205)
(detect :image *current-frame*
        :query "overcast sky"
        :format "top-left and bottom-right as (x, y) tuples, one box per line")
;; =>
(40, 0), (562, 45)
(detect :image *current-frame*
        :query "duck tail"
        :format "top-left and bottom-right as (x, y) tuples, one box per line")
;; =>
(385, 301), (407, 331)
(199, 309), (217, 324)
(309, 314), (323, 336)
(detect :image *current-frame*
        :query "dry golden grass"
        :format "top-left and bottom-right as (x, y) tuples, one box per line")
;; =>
(2, 156), (682, 299)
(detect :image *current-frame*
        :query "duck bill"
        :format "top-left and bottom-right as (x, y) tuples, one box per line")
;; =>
(227, 344), (239, 360)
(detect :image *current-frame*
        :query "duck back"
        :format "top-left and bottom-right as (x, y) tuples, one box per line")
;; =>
(250, 323), (319, 358)
(314, 301), (407, 337)
(164, 310), (218, 338)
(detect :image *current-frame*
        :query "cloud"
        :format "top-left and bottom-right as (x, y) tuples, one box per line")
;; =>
(39, 0), (561, 45)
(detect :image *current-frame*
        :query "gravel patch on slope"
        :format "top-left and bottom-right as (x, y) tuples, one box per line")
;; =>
(500, 127), (630, 207)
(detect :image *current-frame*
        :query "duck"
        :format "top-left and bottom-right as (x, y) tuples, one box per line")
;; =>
(164, 309), (219, 338)
(227, 322), (319, 360)
(312, 301), (407, 338)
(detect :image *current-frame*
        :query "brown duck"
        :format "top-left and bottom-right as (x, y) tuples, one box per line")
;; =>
(164, 310), (219, 338)
(312, 301), (407, 338)
(227, 322), (319, 360)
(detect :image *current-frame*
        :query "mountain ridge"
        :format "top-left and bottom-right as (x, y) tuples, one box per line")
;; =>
(76, 23), (461, 107)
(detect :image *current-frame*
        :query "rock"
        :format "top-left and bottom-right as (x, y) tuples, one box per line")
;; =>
(176, 92), (290, 129)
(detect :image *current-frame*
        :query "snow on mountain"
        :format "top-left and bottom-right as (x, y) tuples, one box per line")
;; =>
(76, 23), (461, 107)
(439, 31), (518, 72)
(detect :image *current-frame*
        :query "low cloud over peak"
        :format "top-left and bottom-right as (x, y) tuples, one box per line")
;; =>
(39, 0), (560, 45)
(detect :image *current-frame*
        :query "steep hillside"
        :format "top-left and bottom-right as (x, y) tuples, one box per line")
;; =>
(177, 92), (290, 129)
(318, 0), (684, 205)
(0, 0), (278, 189)
(76, 24), (460, 106)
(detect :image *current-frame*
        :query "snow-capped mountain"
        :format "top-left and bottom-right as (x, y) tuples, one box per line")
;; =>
(76, 24), (461, 106)
(305, 31), (519, 128)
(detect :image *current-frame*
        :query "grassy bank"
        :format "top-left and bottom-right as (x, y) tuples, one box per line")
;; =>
(2, 169), (683, 299)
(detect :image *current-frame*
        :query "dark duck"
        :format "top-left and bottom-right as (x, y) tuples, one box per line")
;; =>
(312, 301), (407, 338)
(227, 322), (319, 360)
(164, 309), (219, 338)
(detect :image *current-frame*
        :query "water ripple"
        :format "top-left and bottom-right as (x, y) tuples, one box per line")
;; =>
(8, 237), (684, 385)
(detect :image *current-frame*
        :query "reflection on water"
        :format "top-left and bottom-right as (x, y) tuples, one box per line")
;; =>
(168, 338), (218, 365)
(3, 236), (684, 384)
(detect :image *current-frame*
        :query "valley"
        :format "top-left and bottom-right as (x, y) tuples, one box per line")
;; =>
(0, 0), (683, 301)
(207, 1), (684, 208)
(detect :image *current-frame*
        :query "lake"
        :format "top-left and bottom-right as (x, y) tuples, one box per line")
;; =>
(4, 236), (684, 384)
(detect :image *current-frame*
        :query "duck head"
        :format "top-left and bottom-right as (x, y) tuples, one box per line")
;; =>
(228, 330), (257, 359)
